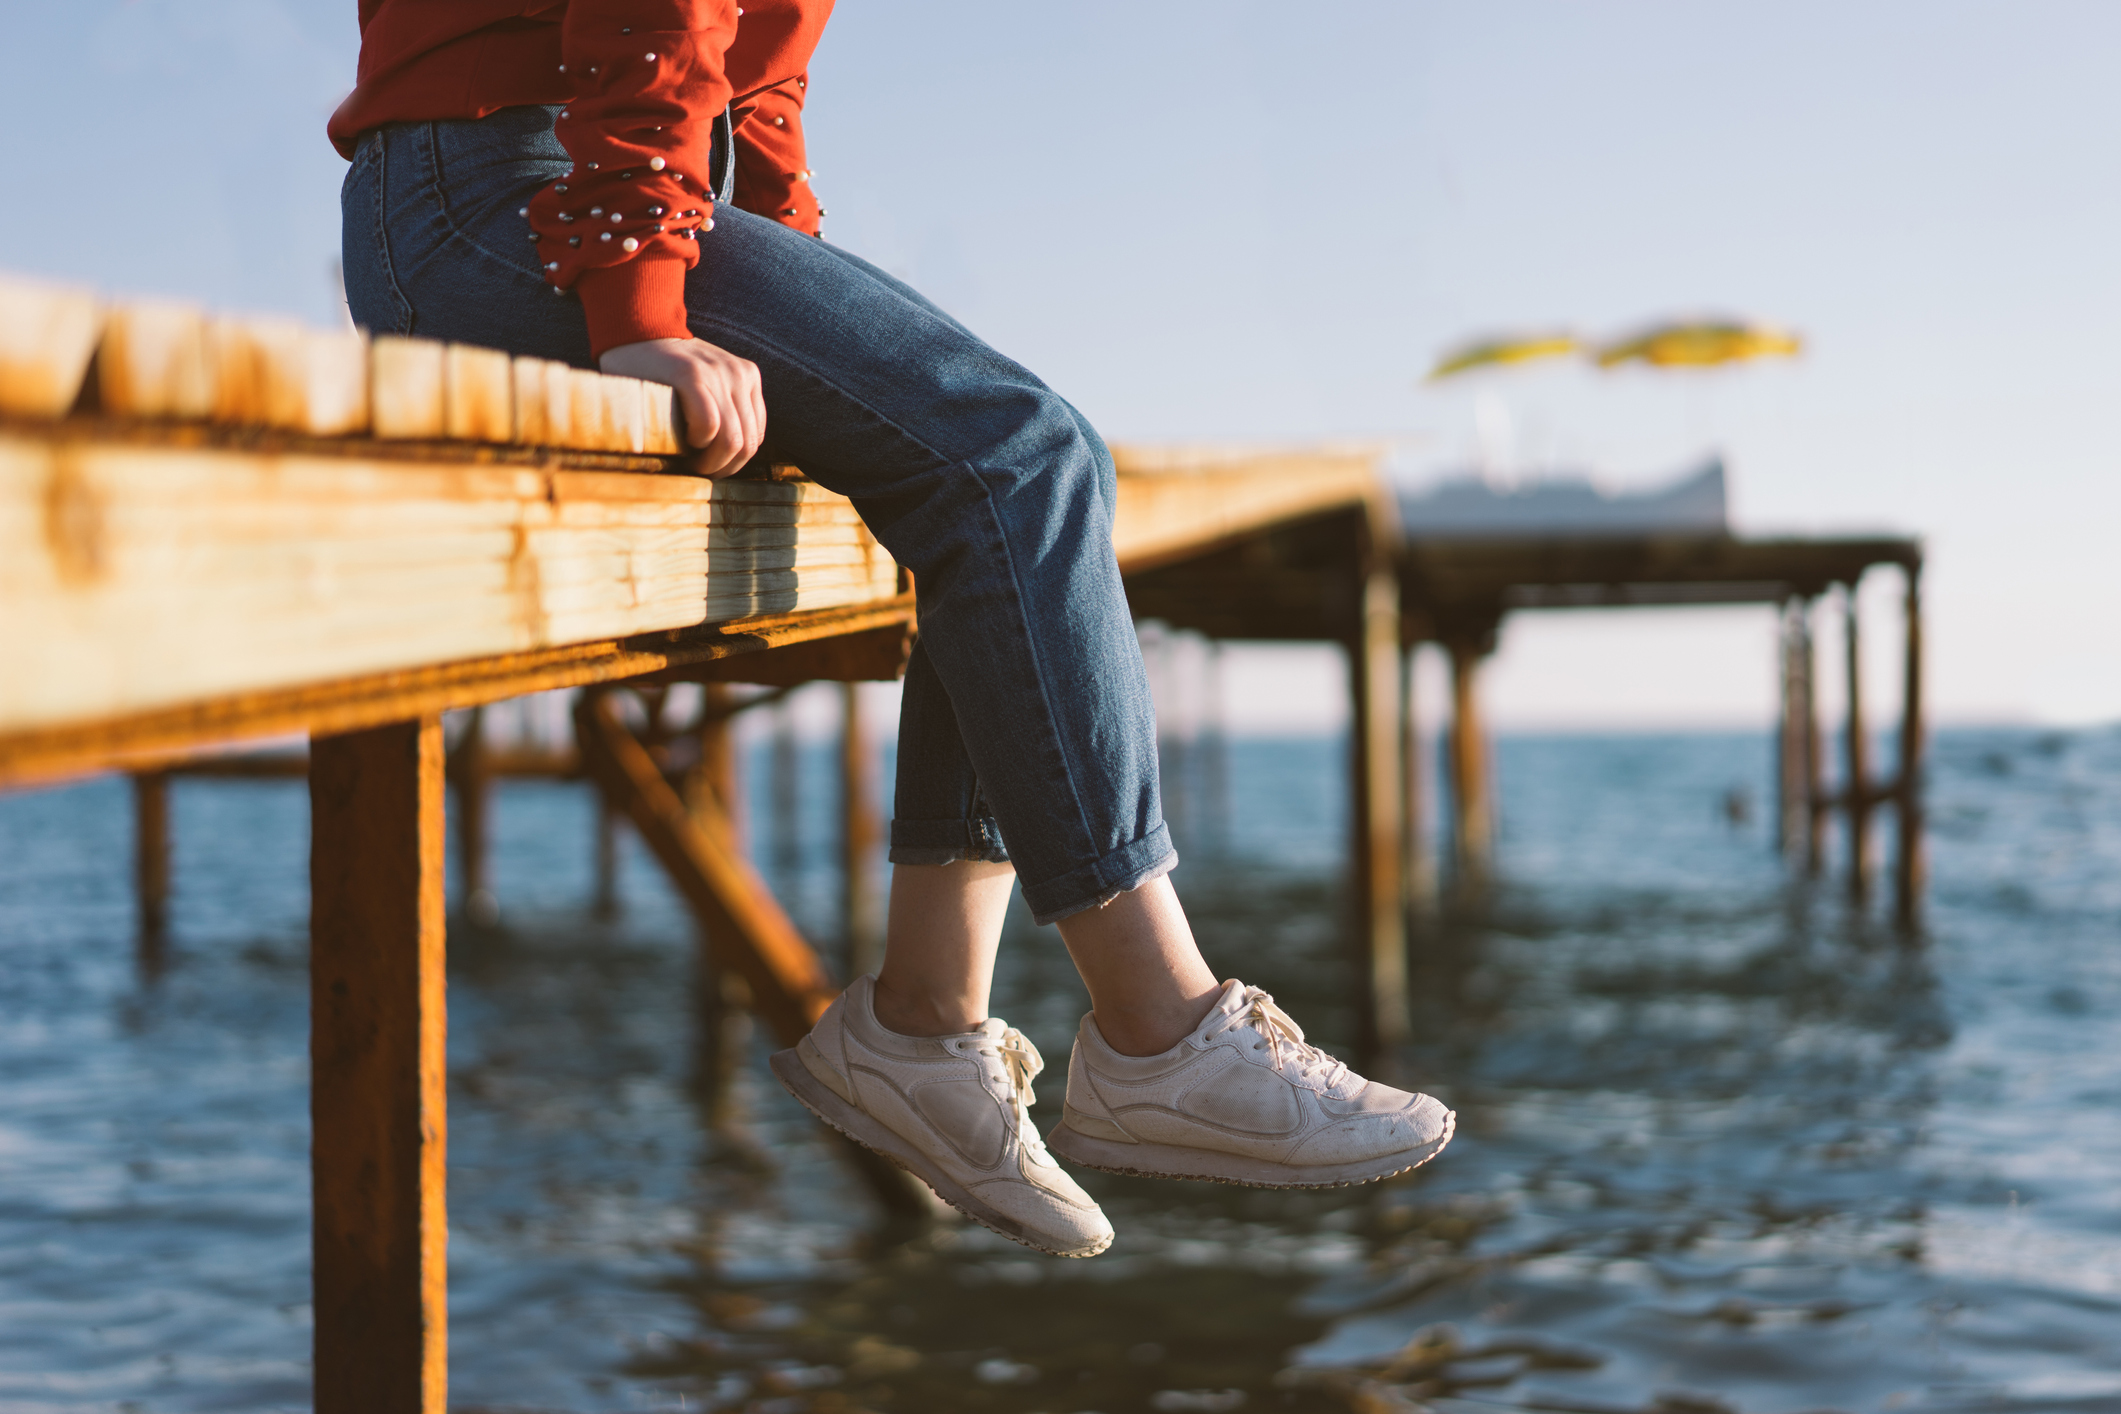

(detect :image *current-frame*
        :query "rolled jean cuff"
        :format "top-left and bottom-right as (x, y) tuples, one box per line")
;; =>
(1022, 824), (1178, 927)
(889, 816), (1011, 867)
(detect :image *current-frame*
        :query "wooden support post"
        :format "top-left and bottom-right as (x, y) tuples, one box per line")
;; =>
(1801, 601), (1824, 876)
(133, 770), (171, 973)
(840, 683), (884, 979)
(1894, 565), (1926, 928)
(1844, 579), (1873, 900)
(447, 707), (495, 925)
(1202, 640), (1231, 859)
(1446, 635), (1494, 892)
(592, 796), (621, 919)
(1348, 555), (1409, 1067)
(1401, 641), (1436, 911)
(309, 718), (448, 1414)
(1776, 599), (1809, 863)
(770, 694), (800, 875)
(688, 685), (743, 849)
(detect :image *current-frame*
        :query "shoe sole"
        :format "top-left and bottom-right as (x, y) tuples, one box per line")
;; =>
(1045, 1109), (1456, 1189)
(768, 1048), (1115, 1259)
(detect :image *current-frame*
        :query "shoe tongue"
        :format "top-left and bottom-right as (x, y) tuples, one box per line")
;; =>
(1194, 978), (1251, 1038)
(975, 1017), (1008, 1039)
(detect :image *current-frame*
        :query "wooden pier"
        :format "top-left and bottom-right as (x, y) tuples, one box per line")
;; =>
(0, 275), (1405, 1413)
(1, 273), (1927, 1411)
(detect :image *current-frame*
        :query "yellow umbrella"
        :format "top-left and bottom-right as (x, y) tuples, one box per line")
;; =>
(1594, 320), (1802, 369)
(1426, 331), (1580, 381)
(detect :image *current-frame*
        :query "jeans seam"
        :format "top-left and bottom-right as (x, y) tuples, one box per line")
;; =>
(365, 139), (413, 334)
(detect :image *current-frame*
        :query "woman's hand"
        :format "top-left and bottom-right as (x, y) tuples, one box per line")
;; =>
(599, 337), (766, 478)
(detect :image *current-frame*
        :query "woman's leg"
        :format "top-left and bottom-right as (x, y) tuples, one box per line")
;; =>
(871, 861), (1015, 1037)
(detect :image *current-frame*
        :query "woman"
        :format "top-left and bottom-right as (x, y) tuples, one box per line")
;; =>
(332, 0), (1452, 1259)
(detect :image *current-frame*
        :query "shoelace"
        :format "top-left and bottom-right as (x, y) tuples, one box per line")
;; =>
(977, 1026), (1047, 1143)
(1213, 986), (1353, 1092)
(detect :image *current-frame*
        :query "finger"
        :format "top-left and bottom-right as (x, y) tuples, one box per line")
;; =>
(734, 367), (766, 464)
(701, 387), (750, 478)
(677, 372), (720, 451)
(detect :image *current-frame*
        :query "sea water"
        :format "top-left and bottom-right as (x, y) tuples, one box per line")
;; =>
(0, 725), (2117, 1412)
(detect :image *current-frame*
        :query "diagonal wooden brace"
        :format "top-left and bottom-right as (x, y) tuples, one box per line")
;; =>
(572, 687), (838, 1044)
(573, 685), (941, 1217)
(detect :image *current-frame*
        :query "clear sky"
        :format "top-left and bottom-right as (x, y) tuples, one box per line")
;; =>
(5, 2), (2115, 731)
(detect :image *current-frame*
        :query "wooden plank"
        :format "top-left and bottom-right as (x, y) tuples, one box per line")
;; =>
(371, 337), (446, 440)
(443, 344), (513, 444)
(511, 357), (565, 446)
(208, 317), (370, 436)
(0, 435), (902, 737)
(0, 275), (100, 417)
(310, 717), (448, 1414)
(642, 382), (680, 455)
(566, 367), (612, 452)
(672, 617), (916, 686)
(0, 596), (916, 786)
(1109, 448), (1387, 574)
(574, 689), (837, 1043)
(97, 300), (214, 420)
(601, 374), (646, 454)
(708, 523), (868, 550)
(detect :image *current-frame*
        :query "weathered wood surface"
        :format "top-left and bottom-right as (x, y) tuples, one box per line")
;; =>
(0, 277), (99, 418)
(0, 270), (1408, 788)
(0, 597), (916, 786)
(1402, 533), (1922, 614)
(1347, 555), (1408, 1068)
(310, 718), (449, 1414)
(1843, 584), (1874, 897)
(0, 436), (899, 736)
(1109, 444), (1391, 574)
(1446, 637), (1494, 889)
(3, 271), (679, 454)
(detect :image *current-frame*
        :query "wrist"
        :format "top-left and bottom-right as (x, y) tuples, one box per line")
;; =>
(577, 259), (692, 360)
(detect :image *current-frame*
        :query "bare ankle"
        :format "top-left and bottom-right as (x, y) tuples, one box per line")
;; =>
(1092, 988), (1220, 1058)
(870, 974), (983, 1038)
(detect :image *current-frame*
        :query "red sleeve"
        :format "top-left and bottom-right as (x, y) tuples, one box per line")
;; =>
(732, 75), (821, 235)
(528, 1), (735, 359)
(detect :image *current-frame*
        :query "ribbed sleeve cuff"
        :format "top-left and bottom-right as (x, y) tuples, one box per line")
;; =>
(577, 257), (694, 360)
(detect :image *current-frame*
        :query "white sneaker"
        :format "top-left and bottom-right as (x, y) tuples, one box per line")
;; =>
(1047, 978), (1455, 1188)
(770, 975), (1115, 1258)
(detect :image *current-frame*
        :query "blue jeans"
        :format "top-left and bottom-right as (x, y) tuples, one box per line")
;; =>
(341, 105), (1173, 924)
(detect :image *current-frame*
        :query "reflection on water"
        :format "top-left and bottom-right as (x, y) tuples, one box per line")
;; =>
(2, 728), (2119, 1412)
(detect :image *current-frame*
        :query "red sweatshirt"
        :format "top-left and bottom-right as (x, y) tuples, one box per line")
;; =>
(329, 0), (832, 357)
